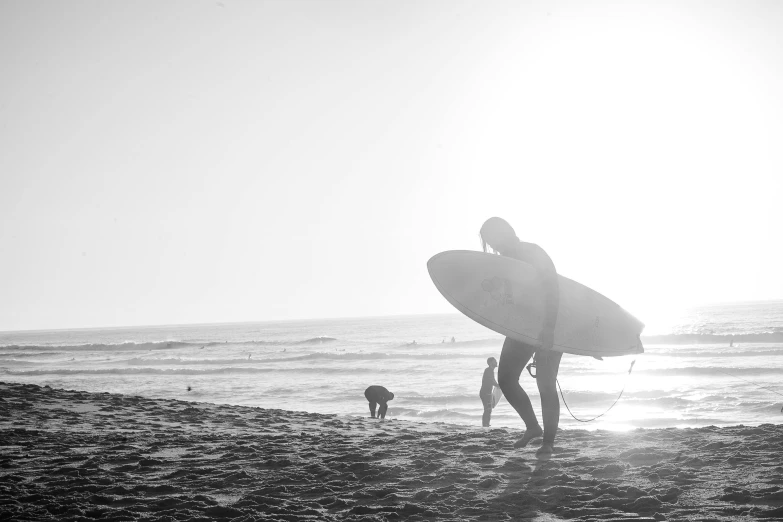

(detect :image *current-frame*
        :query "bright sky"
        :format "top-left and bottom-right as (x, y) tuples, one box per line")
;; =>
(1, 0), (781, 331)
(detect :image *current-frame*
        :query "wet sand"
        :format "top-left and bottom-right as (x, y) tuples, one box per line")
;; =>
(1, 381), (782, 521)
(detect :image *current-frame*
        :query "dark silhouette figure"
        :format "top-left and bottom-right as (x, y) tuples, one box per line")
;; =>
(480, 217), (561, 458)
(364, 385), (394, 419)
(480, 357), (499, 427)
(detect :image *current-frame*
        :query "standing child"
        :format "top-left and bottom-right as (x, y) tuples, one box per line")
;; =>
(480, 357), (499, 427)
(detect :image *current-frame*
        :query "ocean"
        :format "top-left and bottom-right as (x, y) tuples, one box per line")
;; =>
(2, 301), (782, 431)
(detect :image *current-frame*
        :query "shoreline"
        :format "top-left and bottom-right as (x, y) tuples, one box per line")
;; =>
(1, 381), (782, 521)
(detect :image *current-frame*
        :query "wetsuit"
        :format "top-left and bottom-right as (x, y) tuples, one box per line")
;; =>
(480, 366), (498, 427)
(497, 240), (561, 446)
(364, 385), (394, 419)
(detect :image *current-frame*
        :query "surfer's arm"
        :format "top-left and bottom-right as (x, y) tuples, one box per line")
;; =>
(535, 250), (559, 350)
(540, 281), (558, 349)
(507, 242), (559, 348)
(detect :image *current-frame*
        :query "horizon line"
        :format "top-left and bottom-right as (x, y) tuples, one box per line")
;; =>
(0, 311), (462, 335)
(1, 298), (782, 335)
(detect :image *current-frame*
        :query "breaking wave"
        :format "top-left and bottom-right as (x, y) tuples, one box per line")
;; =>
(648, 348), (783, 357)
(642, 332), (783, 344)
(0, 337), (338, 351)
(636, 366), (782, 376)
(116, 352), (473, 366)
(1, 366), (420, 376)
(389, 408), (475, 419)
(396, 338), (501, 348)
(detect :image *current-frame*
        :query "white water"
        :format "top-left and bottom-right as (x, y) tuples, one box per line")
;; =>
(2, 301), (782, 430)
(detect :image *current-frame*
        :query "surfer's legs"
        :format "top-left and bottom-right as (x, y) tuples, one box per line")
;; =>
(535, 349), (563, 445)
(367, 400), (377, 418)
(497, 338), (539, 431)
(378, 402), (388, 419)
(480, 393), (492, 427)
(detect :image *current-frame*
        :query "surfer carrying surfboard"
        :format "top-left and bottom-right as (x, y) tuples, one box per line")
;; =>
(480, 217), (561, 457)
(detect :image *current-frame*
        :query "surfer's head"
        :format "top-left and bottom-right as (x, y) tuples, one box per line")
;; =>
(387, 392), (395, 401)
(480, 217), (517, 254)
(487, 357), (497, 368)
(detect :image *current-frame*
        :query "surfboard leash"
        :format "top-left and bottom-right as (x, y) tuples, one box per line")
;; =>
(556, 359), (636, 423)
(712, 368), (783, 414)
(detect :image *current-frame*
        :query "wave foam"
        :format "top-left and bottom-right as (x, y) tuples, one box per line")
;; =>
(642, 332), (783, 344)
(3, 367), (341, 376)
(0, 337), (339, 351)
(638, 366), (782, 376)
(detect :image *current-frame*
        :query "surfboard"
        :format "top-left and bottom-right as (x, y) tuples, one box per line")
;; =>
(427, 250), (644, 357)
(491, 386), (503, 409)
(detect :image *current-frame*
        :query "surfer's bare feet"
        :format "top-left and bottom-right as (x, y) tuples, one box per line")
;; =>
(536, 443), (554, 458)
(513, 426), (543, 448)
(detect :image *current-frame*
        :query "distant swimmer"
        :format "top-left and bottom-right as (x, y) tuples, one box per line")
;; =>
(364, 385), (394, 420)
(451, 337), (456, 343)
(480, 357), (499, 427)
(481, 217), (561, 458)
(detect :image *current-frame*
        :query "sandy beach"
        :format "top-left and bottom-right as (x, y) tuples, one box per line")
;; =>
(1, 382), (782, 521)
